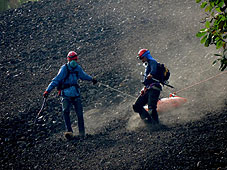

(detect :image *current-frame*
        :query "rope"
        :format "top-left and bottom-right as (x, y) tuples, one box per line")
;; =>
(98, 70), (227, 99)
(174, 70), (227, 94)
(98, 82), (137, 99)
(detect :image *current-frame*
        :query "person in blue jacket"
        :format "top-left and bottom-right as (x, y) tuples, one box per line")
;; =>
(43, 51), (97, 139)
(133, 49), (162, 124)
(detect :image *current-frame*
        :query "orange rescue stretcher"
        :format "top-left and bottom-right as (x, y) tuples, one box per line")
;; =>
(144, 93), (187, 113)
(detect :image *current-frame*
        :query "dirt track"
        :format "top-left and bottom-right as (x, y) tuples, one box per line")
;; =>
(0, 0), (227, 169)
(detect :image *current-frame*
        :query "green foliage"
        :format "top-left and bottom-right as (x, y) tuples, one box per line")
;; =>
(0, 0), (8, 11)
(0, 0), (39, 12)
(196, 0), (227, 71)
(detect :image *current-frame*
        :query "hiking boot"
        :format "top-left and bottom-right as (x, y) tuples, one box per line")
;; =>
(143, 118), (152, 124)
(151, 113), (159, 124)
(149, 109), (159, 124)
(152, 117), (159, 124)
(64, 132), (74, 140)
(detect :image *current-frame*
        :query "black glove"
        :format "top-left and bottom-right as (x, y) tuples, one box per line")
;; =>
(92, 78), (97, 85)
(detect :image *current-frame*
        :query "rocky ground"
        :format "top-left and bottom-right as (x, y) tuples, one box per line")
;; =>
(0, 0), (227, 169)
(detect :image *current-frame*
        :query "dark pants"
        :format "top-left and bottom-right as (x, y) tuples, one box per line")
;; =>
(61, 96), (85, 136)
(133, 88), (160, 122)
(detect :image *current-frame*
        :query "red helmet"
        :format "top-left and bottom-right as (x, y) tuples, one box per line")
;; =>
(138, 49), (148, 58)
(67, 51), (78, 61)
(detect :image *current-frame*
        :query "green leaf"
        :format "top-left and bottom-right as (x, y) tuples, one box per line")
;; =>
(212, 60), (217, 65)
(220, 65), (226, 71)
(216, 40), (223, 49)
(210, 2), (215, 8)
(219, 58), (226, 70)
(208, 5), (213, 12)
(211, 11), (215, 17)
(217, 1), (224, 8)
(201, 2), (208, 8)
(201, 35), (208, 44)
(200, 28), (208, 32)
(205, 40), (209, 47)
(216, 7), (222, 12)
(221, 16), (226, 21)
(196, 0), (202, 3)
(205, 5), (213, 12)
(205, 21), (210, 28)
(205, 34), (212, 47)
(214, 53), (222, 56)
(196, 31), (207, 37)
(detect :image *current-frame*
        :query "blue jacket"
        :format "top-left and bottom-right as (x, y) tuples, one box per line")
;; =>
(142, 50), (158, 82)
(46, 63), (93, 97)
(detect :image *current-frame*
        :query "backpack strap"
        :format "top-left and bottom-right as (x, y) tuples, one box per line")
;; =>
(63, 63), (70, 82)
(64, 63), (79, 81)
(57, 64), (79, 91)
(64, 64), (80, 88)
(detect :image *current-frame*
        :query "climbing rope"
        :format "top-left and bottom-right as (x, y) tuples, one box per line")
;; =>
(98, 70), (227, 99)
(174, 70), (227, 94)
(98, 82), (137, 99)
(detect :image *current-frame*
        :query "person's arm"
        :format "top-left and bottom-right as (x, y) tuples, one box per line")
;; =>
(148, 59), (157, 76)
(142, 59), (158, 86)
(78, 65), (93, 81)
(46, 65), (67, 93)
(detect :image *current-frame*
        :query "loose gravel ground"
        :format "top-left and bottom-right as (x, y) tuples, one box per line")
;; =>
(0, 0), (226, 169)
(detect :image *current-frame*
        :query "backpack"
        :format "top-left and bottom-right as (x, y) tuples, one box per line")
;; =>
(154, 63), (170, 84)
(57, 64), (79, 91)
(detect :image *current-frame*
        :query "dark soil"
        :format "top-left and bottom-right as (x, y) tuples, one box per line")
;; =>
(0, 0), (227, 169)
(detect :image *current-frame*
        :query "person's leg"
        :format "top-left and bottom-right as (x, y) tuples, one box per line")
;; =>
(61, 97), (73, 132)
(72, 97), (85, 137)
(133, 93), (152, 121)
(147, 88), (160, 123)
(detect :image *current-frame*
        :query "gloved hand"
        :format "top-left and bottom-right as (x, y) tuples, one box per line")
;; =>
(92, 78), (97, 85)
(146, 74), (153, 80)
(43, 91), (49, 98)
(140, 87), (147, 96)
